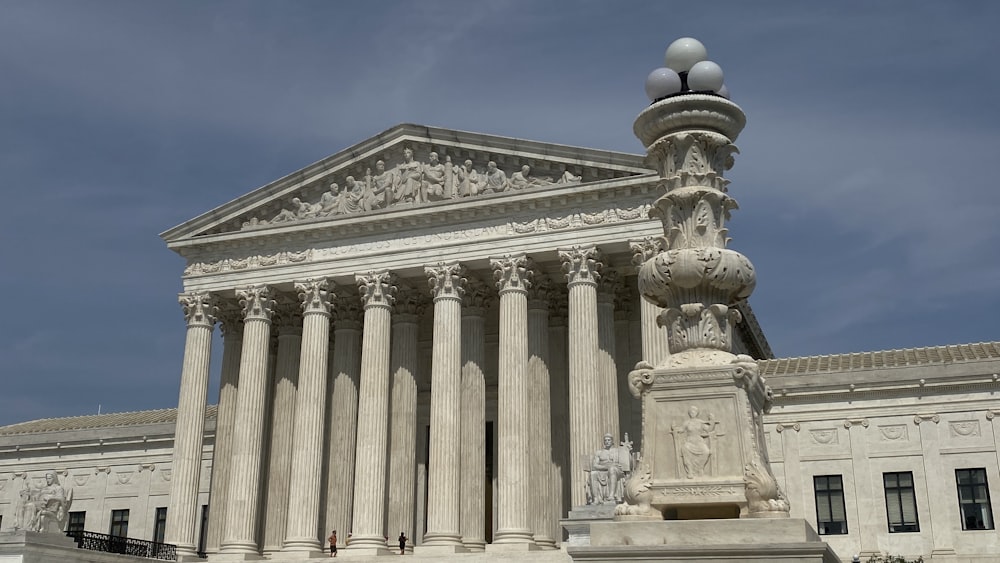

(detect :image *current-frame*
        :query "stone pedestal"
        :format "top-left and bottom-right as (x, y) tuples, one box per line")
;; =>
(568, 519), (839, 562)
(560, 504), (617, 547)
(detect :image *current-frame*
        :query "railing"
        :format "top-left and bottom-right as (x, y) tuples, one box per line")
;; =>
(66, 530), (177, 561)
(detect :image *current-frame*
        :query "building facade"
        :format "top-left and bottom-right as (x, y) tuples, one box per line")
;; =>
(1, 125), (998, 562)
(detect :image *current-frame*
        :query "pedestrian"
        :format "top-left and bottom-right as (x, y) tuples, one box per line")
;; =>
(328, 530), (337, 558)
(398, 531), (407, 555)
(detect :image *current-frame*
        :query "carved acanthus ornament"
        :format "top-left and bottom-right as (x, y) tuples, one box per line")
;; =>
(491, 255), (532, 294)
(426, 263), (467, 302)
(236, 286), (275, 322)
(178, 292), (217, 328)
(295, 278), (334, 316)
(596, 268), (620, 304)
(356, 271), (397, 310)
(393, 284), (428, 320)
(526, 272), (552, 310)
(332, 294), (363, 330)
(461, 276), (493, 316)
(559, 245), (602, 287)
(217, 302), (244, 338)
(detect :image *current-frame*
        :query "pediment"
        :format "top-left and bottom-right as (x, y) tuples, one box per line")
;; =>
(160, 124), (653, 244)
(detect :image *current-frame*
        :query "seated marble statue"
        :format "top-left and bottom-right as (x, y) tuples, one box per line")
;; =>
(586, 434), (633, 505)
(16, 471), (72, 533)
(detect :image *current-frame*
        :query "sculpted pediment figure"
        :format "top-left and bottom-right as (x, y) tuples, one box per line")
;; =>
(585, 433), (638, 505)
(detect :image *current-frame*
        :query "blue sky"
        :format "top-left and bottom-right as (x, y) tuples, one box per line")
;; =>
(1, 1), (998, 426)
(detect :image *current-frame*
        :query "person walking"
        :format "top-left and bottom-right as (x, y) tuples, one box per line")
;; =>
(327, 530), (337, 557)
(397, 532), (407, 555)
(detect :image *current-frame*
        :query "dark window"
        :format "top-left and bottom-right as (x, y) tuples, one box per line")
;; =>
(883, 472), (919, 532)
(956, 468), (994, 530)
(67, 511), (86, 534)
(109, 509), (129, 538)
(814, 475), (848, 534)
(152, 507), (168, 543)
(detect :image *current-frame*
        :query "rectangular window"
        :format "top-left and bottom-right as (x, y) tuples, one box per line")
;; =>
(813, 475), (848, 535)
(67, 511), (86, 535)
(109, 509), (129, 538)
(956, 468), (994, 530)
(883, 472), (919, 532)
(152, 507), (168, 544)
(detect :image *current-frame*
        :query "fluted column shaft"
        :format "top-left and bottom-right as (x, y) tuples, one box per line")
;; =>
(527, 288), (556, 549)
(165, 292), (216, 557)
(547, 297), (570, 523)
(262, 316), (301, 553)
(423, 263), (466, 549)
(283, 280), (333, 552)
(491, 255), (534, 545)
(387, 307), (420, 549)
(205, 314), (242, 555)
(221, 286), (275, 555)
(596, 274), (620, 443)
(560, 246), (602, 508)
(630, 238), (669, 367)
(324, 296), (363, 546)
(460, 277), (489, 551)
(349, 272), (396, 551)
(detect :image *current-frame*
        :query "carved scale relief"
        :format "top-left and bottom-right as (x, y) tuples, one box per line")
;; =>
(183, 202), (653, 276)
(949, 420), (981, 438)
(238, 146), (593, 231)
(879, 424), (909, 442)
(809, 428), (839, 445)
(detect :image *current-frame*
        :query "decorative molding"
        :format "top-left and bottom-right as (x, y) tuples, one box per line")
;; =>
(559, 245), (602, 287)
(426, 263), (466, 302)
(295, 278), (333, 315)
(760, 342), (1000, 376)
(491, 254), (532, 294)
(237, 285), (275, 322)
(356, 271), (397, 309)
(178, 291), (217, 328)
(949, 420), (981, 438)
(662, 485), (740, 497)
(811, 428), (840, 444)
(913, 414), (940, 425)
(95, 466), (111, 475)
(878, 425), (909, 442)
(774, 422), (800, 433)
(986, 409), (1000, 421)
(138, 463), (156, 473)
(842, 418), (869, 429)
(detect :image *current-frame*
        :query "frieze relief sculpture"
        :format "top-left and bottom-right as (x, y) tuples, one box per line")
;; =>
(585, 433), (638, 505)
(672, 405), (724, 479)
(240, 147), (585, 230)
(12, 471), (73, 533)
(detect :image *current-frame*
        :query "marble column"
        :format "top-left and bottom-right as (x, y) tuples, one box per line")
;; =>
(165, 291), (216, 558)
(844, 418), (879, 558)
(459, 277), (489, 551)
(915, 414), (956, 557)
(420, 263), (467, 550)
(613, 291), (637, 450)
(323, 294), (363, 546)
(221, 285), (275, 556)
(387, 289), (423, 551)
(547, 286), (570, 522)
(560, 245), (603, 508)
(348, 271), (396, 553)
(283, 279), (333, 553)
(629, 237), (669, 367)
(526, 275), (556, 549)
(489, 255), (536, 548)
(262, 304), (302, 554)
(596, 269), (620, 443)
(204, 307), (243, 555)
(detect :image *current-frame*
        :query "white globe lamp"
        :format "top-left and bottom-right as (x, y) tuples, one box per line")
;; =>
(664, 37), (708, 73)
(687, 60), (724, 92)
(645, 67), (682, 101)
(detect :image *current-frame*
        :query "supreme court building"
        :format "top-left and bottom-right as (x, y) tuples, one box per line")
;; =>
(2, 122), (999, 563)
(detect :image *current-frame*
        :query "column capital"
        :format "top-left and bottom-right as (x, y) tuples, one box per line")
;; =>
(491, 254), (532, 294)
(178, 291), (218, 328)
(559, 245), (602, 287)
(629, 236), (665, 265)
(237, 285), (275, 322)
(333, 294), (363, 330)
(356, 271), (397, 310)
(526, 272), (552, 311)
(596, 267), (620, 304)
(914, 413), (941, 425)
(217, 301), (244, 338)
(295, 278), (334, 316)
(395, 283), (429, 320)
(462, 276), (493, 316)
(274, 296), (304, 335)
(426, 262), (467, 302)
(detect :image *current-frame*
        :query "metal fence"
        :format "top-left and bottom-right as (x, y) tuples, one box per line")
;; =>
(67, 530), (177, 561)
